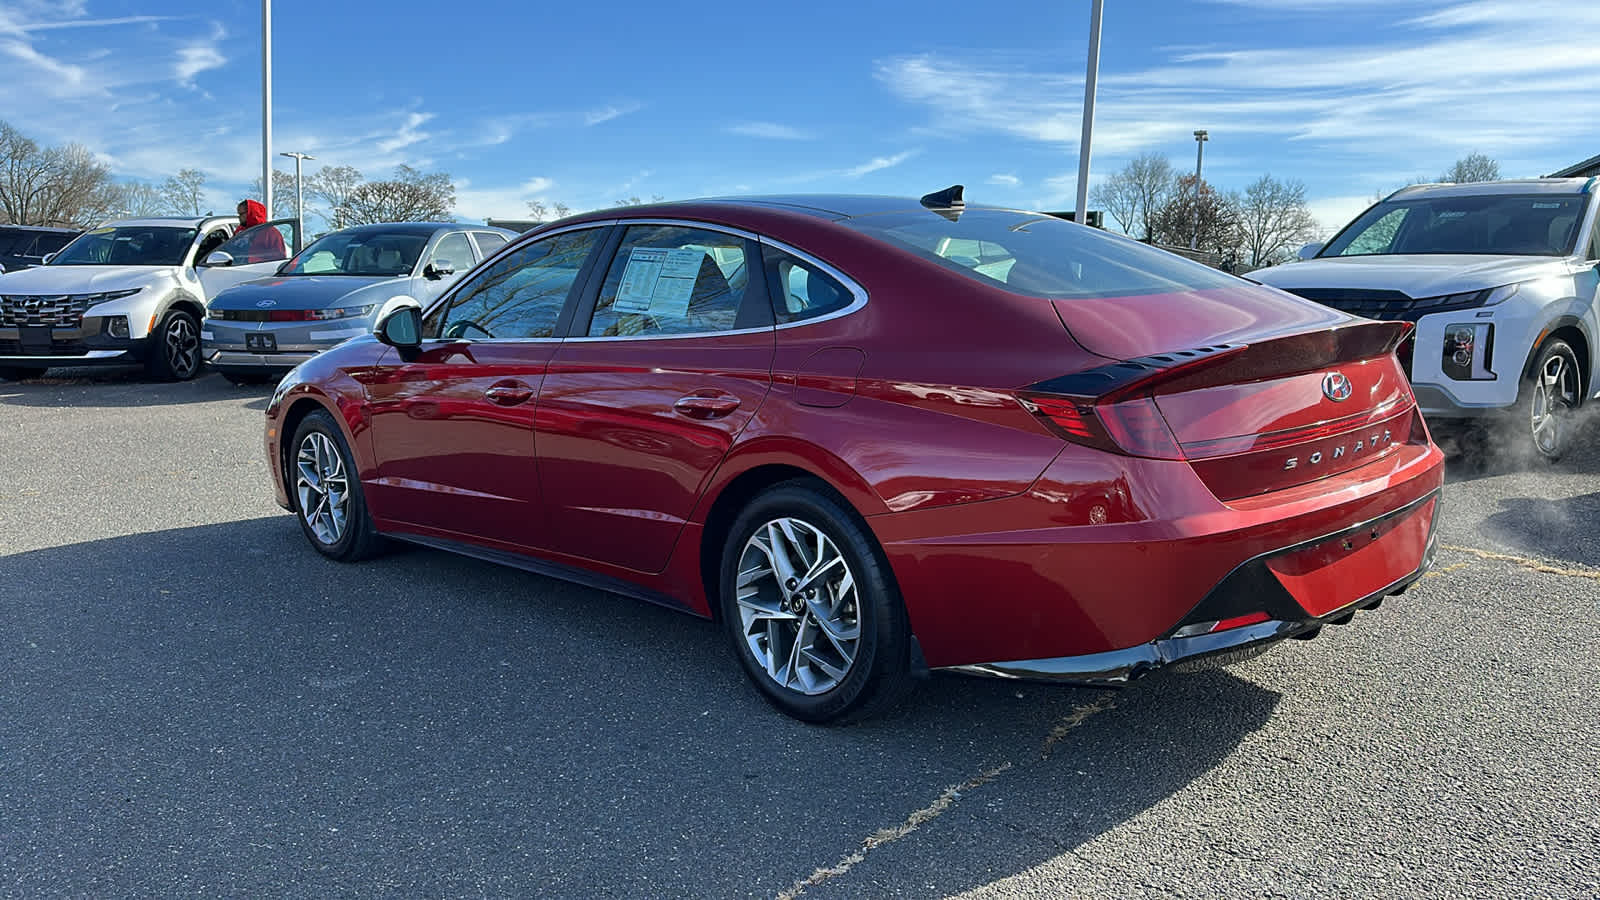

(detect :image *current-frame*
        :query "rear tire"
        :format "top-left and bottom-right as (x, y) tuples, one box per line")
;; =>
(144, 308), (201, 381)
(1516, 338), (1582, 463)
(718, 481), (914, 724)
(289, 409), (385, 561)
(0, 366), (46, 382)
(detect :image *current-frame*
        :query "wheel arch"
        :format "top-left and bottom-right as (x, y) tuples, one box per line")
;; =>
(1521, 316), (1591, 401)
(151, 291), (206, 333)
(276, 392), (357, 511)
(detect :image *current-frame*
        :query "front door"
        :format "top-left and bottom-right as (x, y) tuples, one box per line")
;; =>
(361, 227), (609, 549)
(536, 223), (775, 573)
(197, 218), (300, 299)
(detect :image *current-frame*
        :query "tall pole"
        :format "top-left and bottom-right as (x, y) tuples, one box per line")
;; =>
(261, 0), (273, 219)
(1190, 129), (1208, 249)
(1073, 0), (1104, 228)
(281, 151), (314, 252)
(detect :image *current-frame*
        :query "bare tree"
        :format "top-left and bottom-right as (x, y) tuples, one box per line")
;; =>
(307, 165), (362, 230)
(526, 198), (574, 222)
(111, 180), (168, 217)
(1440, 152), (1500, 184)
(0, 121), (115, 227)
(341, 165), (455, 225)
(1090, 153), (1175, 240)
(250, 170), (299, 220)
(161, 168), (207, 216)
(1151, 175), (1240, 254)
(613, 194), (665, 207)
(1236, 174), (1321, 267)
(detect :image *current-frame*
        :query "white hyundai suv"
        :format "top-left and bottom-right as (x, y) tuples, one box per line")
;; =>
(1254, 178), (1600, 461)
(0, 215), (296, 381)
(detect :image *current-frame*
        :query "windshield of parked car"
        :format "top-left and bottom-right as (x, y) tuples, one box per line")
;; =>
(279, 230), (429, 276)
(49, 226), (198, 267)
(1321, 193), (1586, 258)
(843, 208), (1242, 299)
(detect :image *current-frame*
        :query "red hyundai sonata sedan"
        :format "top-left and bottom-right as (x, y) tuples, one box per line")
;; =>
(264, 188), (1445, 722)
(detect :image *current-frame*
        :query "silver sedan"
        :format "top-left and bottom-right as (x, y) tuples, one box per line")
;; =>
(201, 222), (516, 383)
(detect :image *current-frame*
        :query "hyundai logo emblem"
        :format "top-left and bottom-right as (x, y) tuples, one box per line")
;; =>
(1322, 372), (1353, 402)
(255, 299), (277, 308)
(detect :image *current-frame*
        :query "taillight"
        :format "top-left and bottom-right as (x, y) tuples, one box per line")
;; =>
(1019, 392), (1184, 460)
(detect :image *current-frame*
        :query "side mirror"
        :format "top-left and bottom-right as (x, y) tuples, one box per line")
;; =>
(374, 296), (423, 350)
(1296, 242), (1324, 261)
(425, 260), (456, 280)
(41, 252), (55, 265)
(205, 250), (235, 268)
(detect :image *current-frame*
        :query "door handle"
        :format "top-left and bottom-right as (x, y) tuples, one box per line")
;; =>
(673, 393), (742, 419)
(485, 381), (535, 406)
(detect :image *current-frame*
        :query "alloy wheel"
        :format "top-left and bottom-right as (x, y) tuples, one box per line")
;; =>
(295, 431), (350, 546)
(1529, 350), (1578, 457)
(165, 315), (199, 378)
(735, 517), (861, 696)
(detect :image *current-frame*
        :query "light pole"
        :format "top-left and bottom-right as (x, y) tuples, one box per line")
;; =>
(1190, 129), (1208, 249)
(280, 151), (314, 252)
(1073, 0), (1105, 228)
(261, 0), (272, 219)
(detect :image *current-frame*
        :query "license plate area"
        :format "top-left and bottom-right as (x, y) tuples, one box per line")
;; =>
(246, 333), (277, 352)
(18, 325), (51, 354)
(1266, 497), (1435, 617)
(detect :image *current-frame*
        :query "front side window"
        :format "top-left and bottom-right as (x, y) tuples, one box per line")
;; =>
(587, 225), (751, 337)
(211, 223), (290, 266)
(844, 208), (1240, 299)
(1323, 194), (1588, 257)
(280, 230), (429, 276)
(428, 233), (474, 274)
(425, 228), (602, 340)
(50, 226), (199, 267)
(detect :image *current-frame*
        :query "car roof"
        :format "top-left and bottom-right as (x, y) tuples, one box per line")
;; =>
(0, 224), (80, 235)
(1387, 178), (1592, 200)
(325, 222), (515, 237)
(104, 216), (232, 228)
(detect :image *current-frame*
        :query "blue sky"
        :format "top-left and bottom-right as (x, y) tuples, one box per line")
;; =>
(2, 0), (1596, 234)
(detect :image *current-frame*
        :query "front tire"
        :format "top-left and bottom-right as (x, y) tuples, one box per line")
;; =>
(144, 308), (201, 381)
(289, 410), (384, 561)
(719, 481), (914, 724)
(1517, 338), (1582, 462)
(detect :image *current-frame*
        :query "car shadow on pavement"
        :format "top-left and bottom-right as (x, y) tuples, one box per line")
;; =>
(1478, 491), (1600, 569)
(0, 516), (1280, 897)
(0, 370), (273, 408)
(1439, 413), (1600, 485)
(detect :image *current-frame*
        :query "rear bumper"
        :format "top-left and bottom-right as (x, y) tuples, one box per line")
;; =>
(943, 489), (1440, 684)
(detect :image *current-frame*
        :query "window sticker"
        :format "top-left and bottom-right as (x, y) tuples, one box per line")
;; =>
(1532, 202), (1562, 209)
(615, 247), (701, 317)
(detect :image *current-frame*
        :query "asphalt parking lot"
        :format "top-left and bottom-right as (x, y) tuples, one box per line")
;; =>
(2, 370), (1597, 899)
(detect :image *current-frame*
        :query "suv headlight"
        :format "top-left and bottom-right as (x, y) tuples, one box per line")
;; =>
(85, 288), (144, 303)
(1480, 283), (1520, 306)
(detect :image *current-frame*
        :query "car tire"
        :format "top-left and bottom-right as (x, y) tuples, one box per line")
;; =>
(1516, 338), (1582, 463)
(718, 480), (914, 724)
(144, 308), (202, 381)
(0, 366), (46, 382)
(289, 409), (385, 561)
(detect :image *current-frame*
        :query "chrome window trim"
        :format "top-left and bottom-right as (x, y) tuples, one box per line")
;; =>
(419, 222), (615, 335)
(755, 235), (869, 331)
(562, 325), (775, 343)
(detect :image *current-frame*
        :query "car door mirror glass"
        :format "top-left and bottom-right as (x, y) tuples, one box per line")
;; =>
(426, 260), (456, 279)
(377, 305), (422, 349)
(204, 250), (234, 268)
(1296, 242), (1323, 261)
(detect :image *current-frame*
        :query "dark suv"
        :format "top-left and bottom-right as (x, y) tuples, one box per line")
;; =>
(0, 225), (82, 273)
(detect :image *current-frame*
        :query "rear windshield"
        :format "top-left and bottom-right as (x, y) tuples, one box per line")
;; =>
(842, 208), (1241, 299)
(1322, 193), (1587, 257)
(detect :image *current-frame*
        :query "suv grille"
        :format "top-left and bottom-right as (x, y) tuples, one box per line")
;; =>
(0, 294), (91, 328)
(1283, 288), (1486, 322)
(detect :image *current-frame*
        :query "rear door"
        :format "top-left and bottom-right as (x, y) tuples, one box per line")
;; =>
(197, 218), (300, 299)
(360, 226), (609, 549)
(534, 222), (776, 573)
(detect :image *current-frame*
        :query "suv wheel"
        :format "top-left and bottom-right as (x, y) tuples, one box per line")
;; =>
(1519, 338), (1582, 462)
(719, 481), (914, 724)
(144, 308), (201, 381)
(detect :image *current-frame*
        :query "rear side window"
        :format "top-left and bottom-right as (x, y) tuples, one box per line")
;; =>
(426, 228), (602, 339)
(586, 225), (754, 337)
(762, 246), (855, 323)
(843, 208), (1239, 299)
(473, 231), (509, 257)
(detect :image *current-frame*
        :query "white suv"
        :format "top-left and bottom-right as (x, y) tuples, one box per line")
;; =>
(0, 215), (295, 381)
(1254, 179), (1600, 461)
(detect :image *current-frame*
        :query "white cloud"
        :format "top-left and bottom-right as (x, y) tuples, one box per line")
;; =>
(174, 42), (224, 86)
(726, 121), (813, 140)
(377, 112), (433, 154)
(584, 102), (641, 127)
(987, 173), (1021, 187)
(844, 150), (917, 178)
